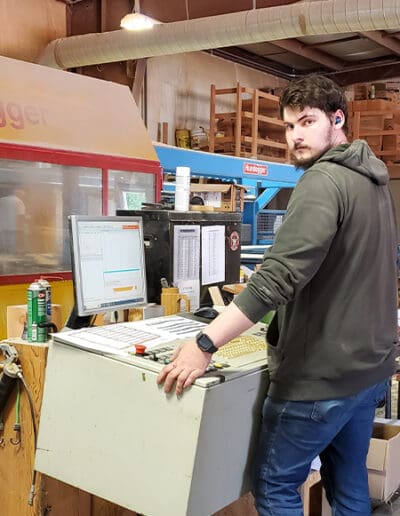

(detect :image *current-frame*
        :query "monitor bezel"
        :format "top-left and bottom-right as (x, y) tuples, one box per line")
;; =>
(69, 214), (147, 317)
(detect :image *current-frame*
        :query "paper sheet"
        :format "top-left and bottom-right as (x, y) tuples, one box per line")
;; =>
(201, 225), (225, 285)
(173, 225), (200, 283)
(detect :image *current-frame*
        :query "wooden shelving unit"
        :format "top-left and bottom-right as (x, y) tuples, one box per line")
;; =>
(349, 99), (400, 165)
(209, 83), (289, 163)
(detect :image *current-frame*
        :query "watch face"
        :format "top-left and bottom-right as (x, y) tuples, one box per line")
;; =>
(196, 332), (218, 353)
(198, 334), (210, 351)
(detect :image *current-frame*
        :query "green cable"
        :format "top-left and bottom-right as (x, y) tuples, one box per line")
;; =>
(14, 381), (21, 426)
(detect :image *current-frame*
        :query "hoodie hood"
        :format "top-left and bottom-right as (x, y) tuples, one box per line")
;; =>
(317, 139), (389, 185)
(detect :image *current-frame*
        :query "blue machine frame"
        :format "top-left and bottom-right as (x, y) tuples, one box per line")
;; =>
(154, 144), (303, 245)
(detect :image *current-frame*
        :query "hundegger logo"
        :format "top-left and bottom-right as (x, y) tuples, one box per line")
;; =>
(243, 163), (268, 176)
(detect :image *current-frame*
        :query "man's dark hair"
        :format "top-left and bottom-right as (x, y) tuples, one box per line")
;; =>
(279, 74), (348, 133)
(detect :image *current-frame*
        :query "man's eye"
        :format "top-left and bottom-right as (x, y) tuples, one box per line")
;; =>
(304, 119), (314, 126)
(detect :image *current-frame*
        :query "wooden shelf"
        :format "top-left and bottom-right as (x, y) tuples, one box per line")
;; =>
(359, 130), (398, 136)
(215, 112), (237, 120)
(209, 82), (289, 163)
(350, 110), (394, 117)
(242, 111), (285, 126)
(375, 149), (399, 156)
(349, 100), (400, 163)
(243, 136), (287, 149)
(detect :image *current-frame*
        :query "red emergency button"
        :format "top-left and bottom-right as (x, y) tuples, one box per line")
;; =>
(135, 344), (147, 355)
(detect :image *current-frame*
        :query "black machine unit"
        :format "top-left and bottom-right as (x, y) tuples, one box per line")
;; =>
(117, 209), (242, 306)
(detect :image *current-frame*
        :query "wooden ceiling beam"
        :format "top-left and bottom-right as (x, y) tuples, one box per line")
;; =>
(305, 35), (360, 49)
(330, 61), (400, 86)
(271, 39), (346, 70)
(360, 31), (400, 55)
(208, 47), (310, 79)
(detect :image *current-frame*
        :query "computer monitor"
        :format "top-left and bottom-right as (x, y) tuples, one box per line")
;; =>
(68, 215), (147, 324)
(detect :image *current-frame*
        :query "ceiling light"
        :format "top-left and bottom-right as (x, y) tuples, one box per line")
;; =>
(120, 12), (161, 31)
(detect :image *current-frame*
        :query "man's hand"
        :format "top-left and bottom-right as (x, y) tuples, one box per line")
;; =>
(156, 339), (212, 395)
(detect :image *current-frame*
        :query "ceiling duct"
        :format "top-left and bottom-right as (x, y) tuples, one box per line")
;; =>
(39, 0), (400, 69)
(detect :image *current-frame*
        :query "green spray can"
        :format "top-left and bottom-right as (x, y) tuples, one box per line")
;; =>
(38, 278), (52, 321)
(27, 281), (48, 342)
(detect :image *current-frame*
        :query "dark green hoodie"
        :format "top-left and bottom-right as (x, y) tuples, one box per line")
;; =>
(234, 140), (398, 400)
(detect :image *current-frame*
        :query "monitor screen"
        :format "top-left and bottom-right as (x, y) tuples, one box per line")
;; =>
(69, 215), (147, 317)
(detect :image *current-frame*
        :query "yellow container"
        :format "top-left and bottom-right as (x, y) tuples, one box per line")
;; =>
(175, 129), (191, 148)
(160, 287), (190, 316)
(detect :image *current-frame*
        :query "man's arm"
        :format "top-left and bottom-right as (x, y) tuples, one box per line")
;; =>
(156, 303), (254, 395)
(158, 169), (342, 396)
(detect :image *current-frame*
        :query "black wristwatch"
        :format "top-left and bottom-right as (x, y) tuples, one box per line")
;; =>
(196, 331), (219, 354)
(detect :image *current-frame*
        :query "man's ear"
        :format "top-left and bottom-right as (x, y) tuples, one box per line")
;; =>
(333, 110), (345, 129)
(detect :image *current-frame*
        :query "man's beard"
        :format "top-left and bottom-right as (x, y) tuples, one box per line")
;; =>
(292, 148), (327, 170)
(292, 128), (334, 170)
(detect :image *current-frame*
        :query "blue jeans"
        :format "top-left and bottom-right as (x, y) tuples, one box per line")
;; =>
(252, 379), (389, 516)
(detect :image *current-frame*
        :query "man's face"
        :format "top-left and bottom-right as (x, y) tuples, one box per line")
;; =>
(283, 106), (336, 170)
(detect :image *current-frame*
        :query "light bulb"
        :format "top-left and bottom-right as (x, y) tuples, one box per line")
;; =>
(120, 12), (161, 31)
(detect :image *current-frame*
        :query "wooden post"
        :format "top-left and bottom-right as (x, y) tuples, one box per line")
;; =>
(251, 88), (259, 158)
(157, 122), (169, 144)
(235, 82), (242, 157)
(209, 84), (216, 153)
(0, 340), (49, 516)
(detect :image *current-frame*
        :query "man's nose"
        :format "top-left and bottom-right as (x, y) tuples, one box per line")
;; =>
(291, 125), (304, 143)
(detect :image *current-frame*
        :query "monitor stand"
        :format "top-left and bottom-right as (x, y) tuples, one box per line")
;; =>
(64, 304), (94, 330)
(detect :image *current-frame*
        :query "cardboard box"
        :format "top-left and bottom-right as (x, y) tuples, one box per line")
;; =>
(190, 183), (246, 212)
(367, 421), (400, 501)
(366, 99), (394, 111)
(222, 283), (246, 295)
(350, 99), (394, 112)
(387, 163), (400, 180)
(299, 469), (321, 516)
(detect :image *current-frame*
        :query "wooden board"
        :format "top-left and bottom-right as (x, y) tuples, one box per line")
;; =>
(0, 0), (66, 63)
(0, 340), (48, 516)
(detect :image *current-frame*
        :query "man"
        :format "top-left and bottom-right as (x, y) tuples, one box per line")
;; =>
(157, 75), (398, 515)
(0, 188), (26, 253)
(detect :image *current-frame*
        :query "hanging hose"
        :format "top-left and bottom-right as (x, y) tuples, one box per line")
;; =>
(0, 362), (20, 414)
(0, 344), (39, 505)
(0, 412), (4, 446)
(17, 371), (38, 506)
(10, 382), (21, 446)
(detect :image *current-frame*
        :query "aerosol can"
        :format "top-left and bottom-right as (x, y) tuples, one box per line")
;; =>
(38, 278), (52, 322)
(27, 280), (48, 343)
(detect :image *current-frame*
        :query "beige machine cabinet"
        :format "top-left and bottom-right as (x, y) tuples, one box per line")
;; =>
(35, 339), (268, 516)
